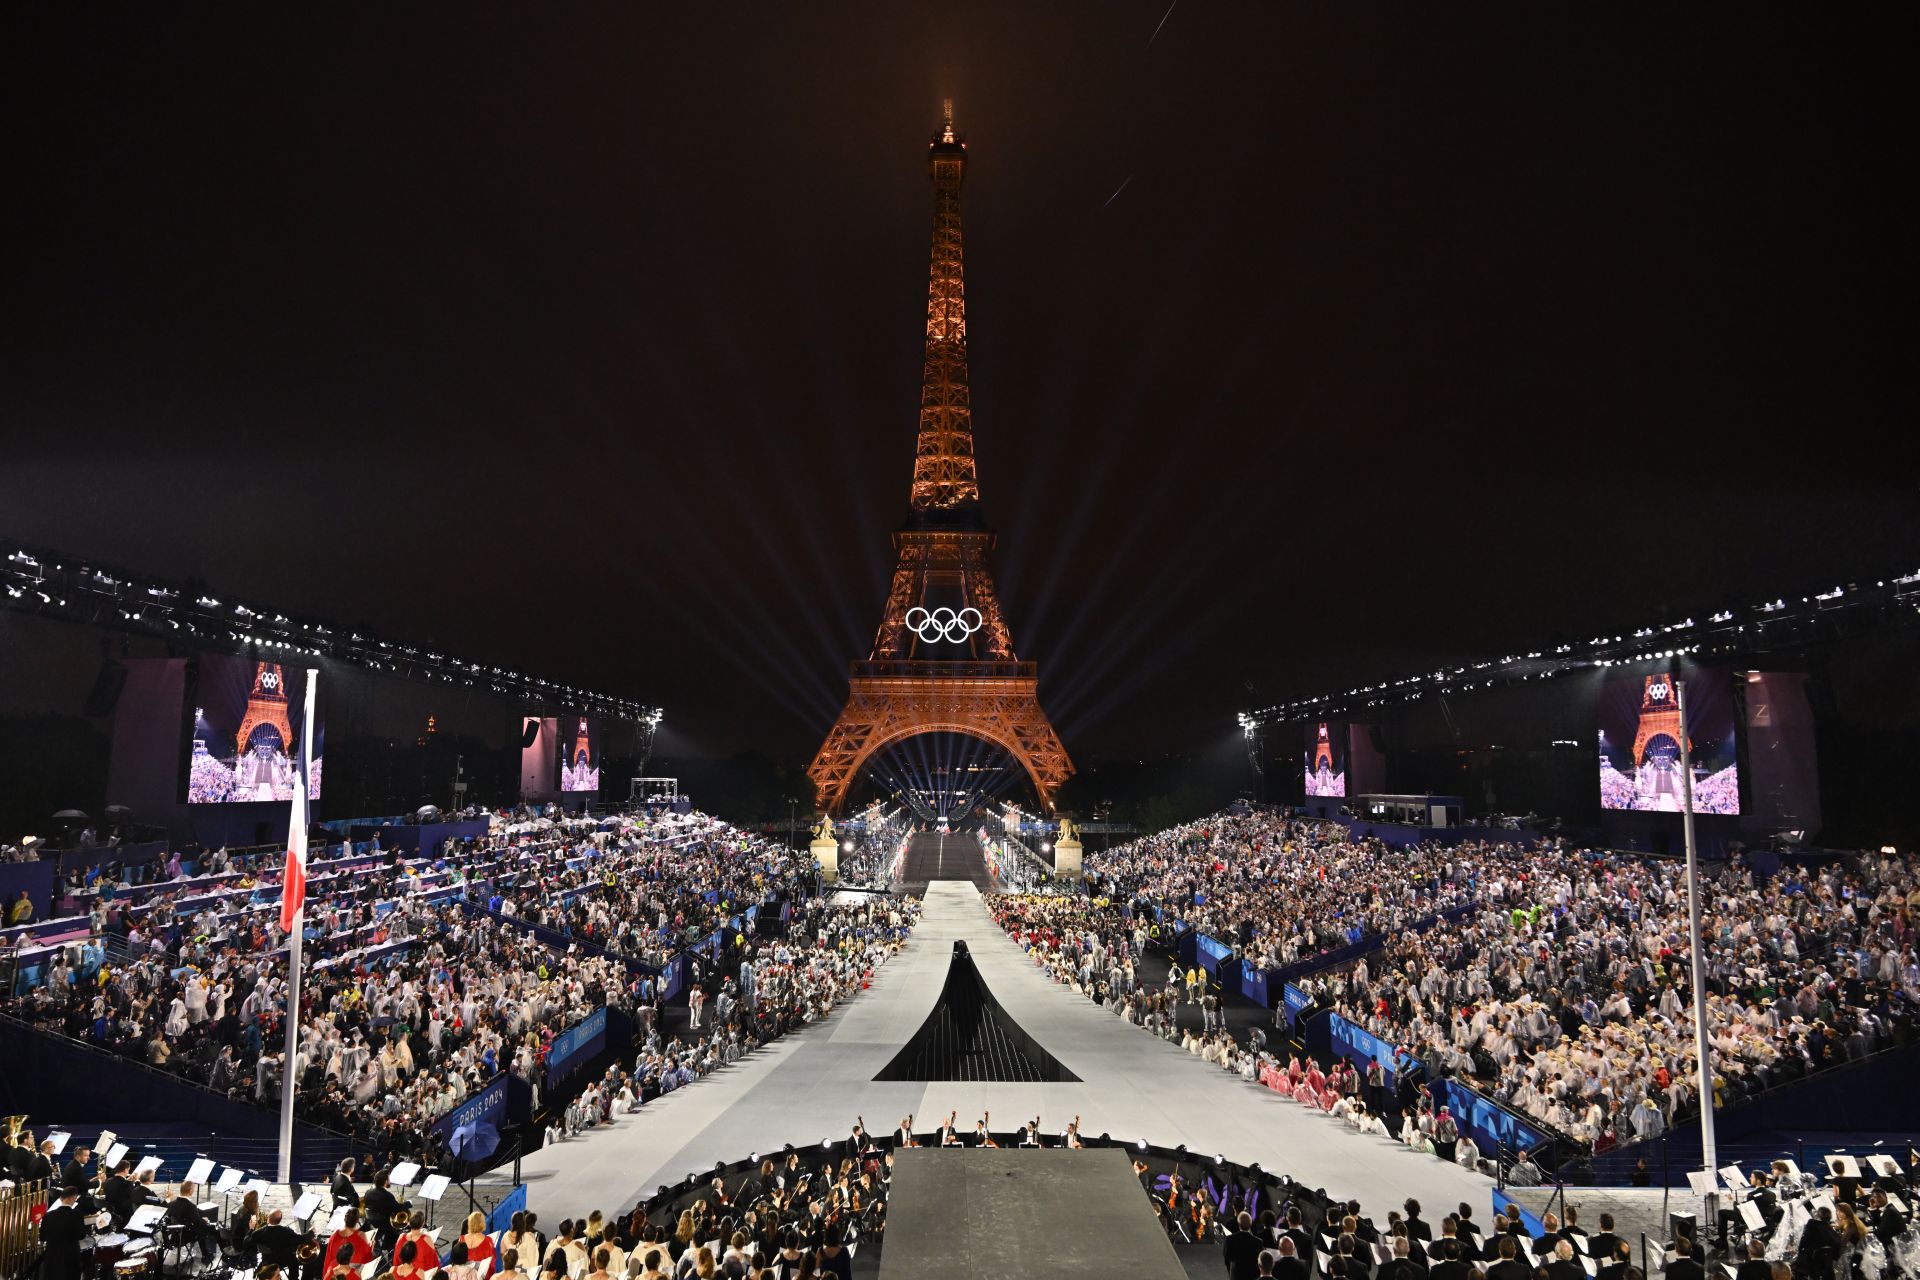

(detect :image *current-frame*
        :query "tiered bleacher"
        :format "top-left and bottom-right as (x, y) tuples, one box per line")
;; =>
(1, 806), (916, 1173)
(991, 808), (1920, 1179)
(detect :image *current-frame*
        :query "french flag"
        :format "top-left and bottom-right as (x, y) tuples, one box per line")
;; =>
(279, 767), (309, 935)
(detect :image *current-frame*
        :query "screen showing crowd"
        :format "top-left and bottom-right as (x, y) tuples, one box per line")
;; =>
(1303, 721), (1346, 797)
(186, 655), (324, 803)
(1597, 668), (1740, 814)
(559, 714), (601, 792)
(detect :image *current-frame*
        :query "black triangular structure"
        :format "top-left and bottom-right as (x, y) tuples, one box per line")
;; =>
(874, 941), (1080, 1082)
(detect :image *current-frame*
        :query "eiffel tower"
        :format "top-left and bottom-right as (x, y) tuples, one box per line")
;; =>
(807, 102), (1072, 815)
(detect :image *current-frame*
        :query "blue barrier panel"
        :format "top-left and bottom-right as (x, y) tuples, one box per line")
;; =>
(1195, 934), (1233, 977)
(662, 956), (686, 1001)
(1428, 1076), (1551, 1160)
(1239, 961), (1270, 1008)
(435, 1072), (508, 1161)
(1328, 1012), (1417, 1088)
(1493, 1188), (1545, 1238)
(487, 1183), (528, 1234)
(1282, 982), (1312, 1030)
(545, 1007), (608, 1089)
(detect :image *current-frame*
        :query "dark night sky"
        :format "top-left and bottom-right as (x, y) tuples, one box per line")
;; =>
(4, 5), (1913, 764)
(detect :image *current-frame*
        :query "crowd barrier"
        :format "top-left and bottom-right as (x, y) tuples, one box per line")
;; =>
(545, 1008), (608, 1090)
(1425, 1076), (1553, 1161)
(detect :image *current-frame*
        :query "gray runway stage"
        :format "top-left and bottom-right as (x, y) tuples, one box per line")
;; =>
(516, 881), (1489, 1218)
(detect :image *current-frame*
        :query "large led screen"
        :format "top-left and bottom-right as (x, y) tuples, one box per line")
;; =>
(188, 656), (324, 803)
(1304, 721), (1347, 797)
(1597, 669), (1739, 814)
(558, 714), (601, 792)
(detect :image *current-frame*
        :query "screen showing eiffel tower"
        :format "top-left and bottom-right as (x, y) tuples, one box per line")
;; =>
(558, 714), (601, 792)
(1597, 668), (1740, 813)
(1303, 720), (1347, 797)
(186, 654), (325, 803)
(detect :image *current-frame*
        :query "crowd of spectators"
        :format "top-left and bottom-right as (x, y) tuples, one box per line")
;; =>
(996, 807), (1920, 1161)
(1, 807), (920, 1169)
(549, 896), (918, 1146)
(1082, 812), (1487, 972)
(1311, 846), (1920, 1147)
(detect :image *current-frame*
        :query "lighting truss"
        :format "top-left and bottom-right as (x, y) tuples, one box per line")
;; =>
(1237, 567), (1920, 728)
(1, 538), (664, 724)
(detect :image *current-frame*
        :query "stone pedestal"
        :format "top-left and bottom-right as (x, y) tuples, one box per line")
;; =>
(1052, 836), (1083, 880)
(811, 837), (839, 883)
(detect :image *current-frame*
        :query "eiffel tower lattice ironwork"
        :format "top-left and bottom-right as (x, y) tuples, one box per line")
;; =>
(807, 103), (1072, 815)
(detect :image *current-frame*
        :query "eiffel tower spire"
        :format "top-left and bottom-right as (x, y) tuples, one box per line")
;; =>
(911, 98), (979, 514)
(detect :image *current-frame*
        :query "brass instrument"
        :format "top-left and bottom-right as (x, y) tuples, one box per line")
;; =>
(297, 1239), (323, 1261)
(392, 1210), (413, 1231)
(1, 1117), (24, 1153)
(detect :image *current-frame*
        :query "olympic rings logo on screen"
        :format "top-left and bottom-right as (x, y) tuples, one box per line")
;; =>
(905, 606), (983, 643)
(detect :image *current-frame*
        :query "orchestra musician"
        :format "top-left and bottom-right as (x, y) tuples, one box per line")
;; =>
(58, 1146), (93, 1192)
(394, 1211), (441, 1272)
(360, 1168), (405, 1250)
(39, 1184), (89, 1280)
(330, 1157), (361, 1209)
(250, 1208), (306, 1273)
(165, 1179), (220, 1262)
(893, 1115), (915, 1147)
(973, 1113), (997, 1147)
(323, 1208), (376, 1280)
(102, 1160), (145, 1227)
(17, 1137), (57, 1185)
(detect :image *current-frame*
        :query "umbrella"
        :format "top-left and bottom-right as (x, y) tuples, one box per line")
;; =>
(449, 1116), (500, 1162)
(52, 810), (91, 821)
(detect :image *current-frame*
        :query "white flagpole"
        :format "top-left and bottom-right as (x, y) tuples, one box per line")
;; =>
(276, 668), (319, 1185)
(1677, 677), (1719, 1223)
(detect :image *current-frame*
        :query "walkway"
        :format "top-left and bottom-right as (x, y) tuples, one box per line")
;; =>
(515, 881), (1489, 1218)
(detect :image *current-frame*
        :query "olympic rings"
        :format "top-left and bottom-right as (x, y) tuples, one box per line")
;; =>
(905, 605), (983, 643)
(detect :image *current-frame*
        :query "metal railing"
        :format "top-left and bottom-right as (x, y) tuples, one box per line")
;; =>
(848, 660), (1037, 680)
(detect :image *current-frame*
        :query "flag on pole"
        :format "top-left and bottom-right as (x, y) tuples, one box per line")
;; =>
(279, 766), (309, 935)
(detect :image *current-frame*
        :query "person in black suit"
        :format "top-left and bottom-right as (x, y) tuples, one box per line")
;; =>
(1378, 1235), (1428, 1280)
(1272, 1238), (1311, 1280)
(1733, 1239), (1772, 1280)
(102, 1164), (141, 1227)
(250, 1209), (305, 1271)
(17, 1139), (56, 1186)
(1665, 1235), (1706, 1280)
(1280, 1207), (1314, 1263)
(1456, 1206), (1484, 1250)
(166, 1181), (219, 1261)
(1587, 1214), (1624, 1270)
(58, 1147), (93, 1192)
(331, 1158), (361, 1209)
(360, 1170), (404, 1251)
(1594, 1235), (1634, 1280)
(1794, 1211), (1842, 1280)
(1428, 1239), (1471, 1280)
(1869, 1190), (1908, 1248)
(1405, 1201), (1433, 1243)
(1225, 1212), (1266, 1280)
(1545, 1240), (1585, 1280)
(1487, 1235), (1531, 1280)
(39, 1185), (89, 1280)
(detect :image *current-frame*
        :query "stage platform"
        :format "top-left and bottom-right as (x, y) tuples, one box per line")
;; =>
(516, 880), (1489, 1218)
(898, 831), (990, 893)
(880, 1147), (1184, 1280)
